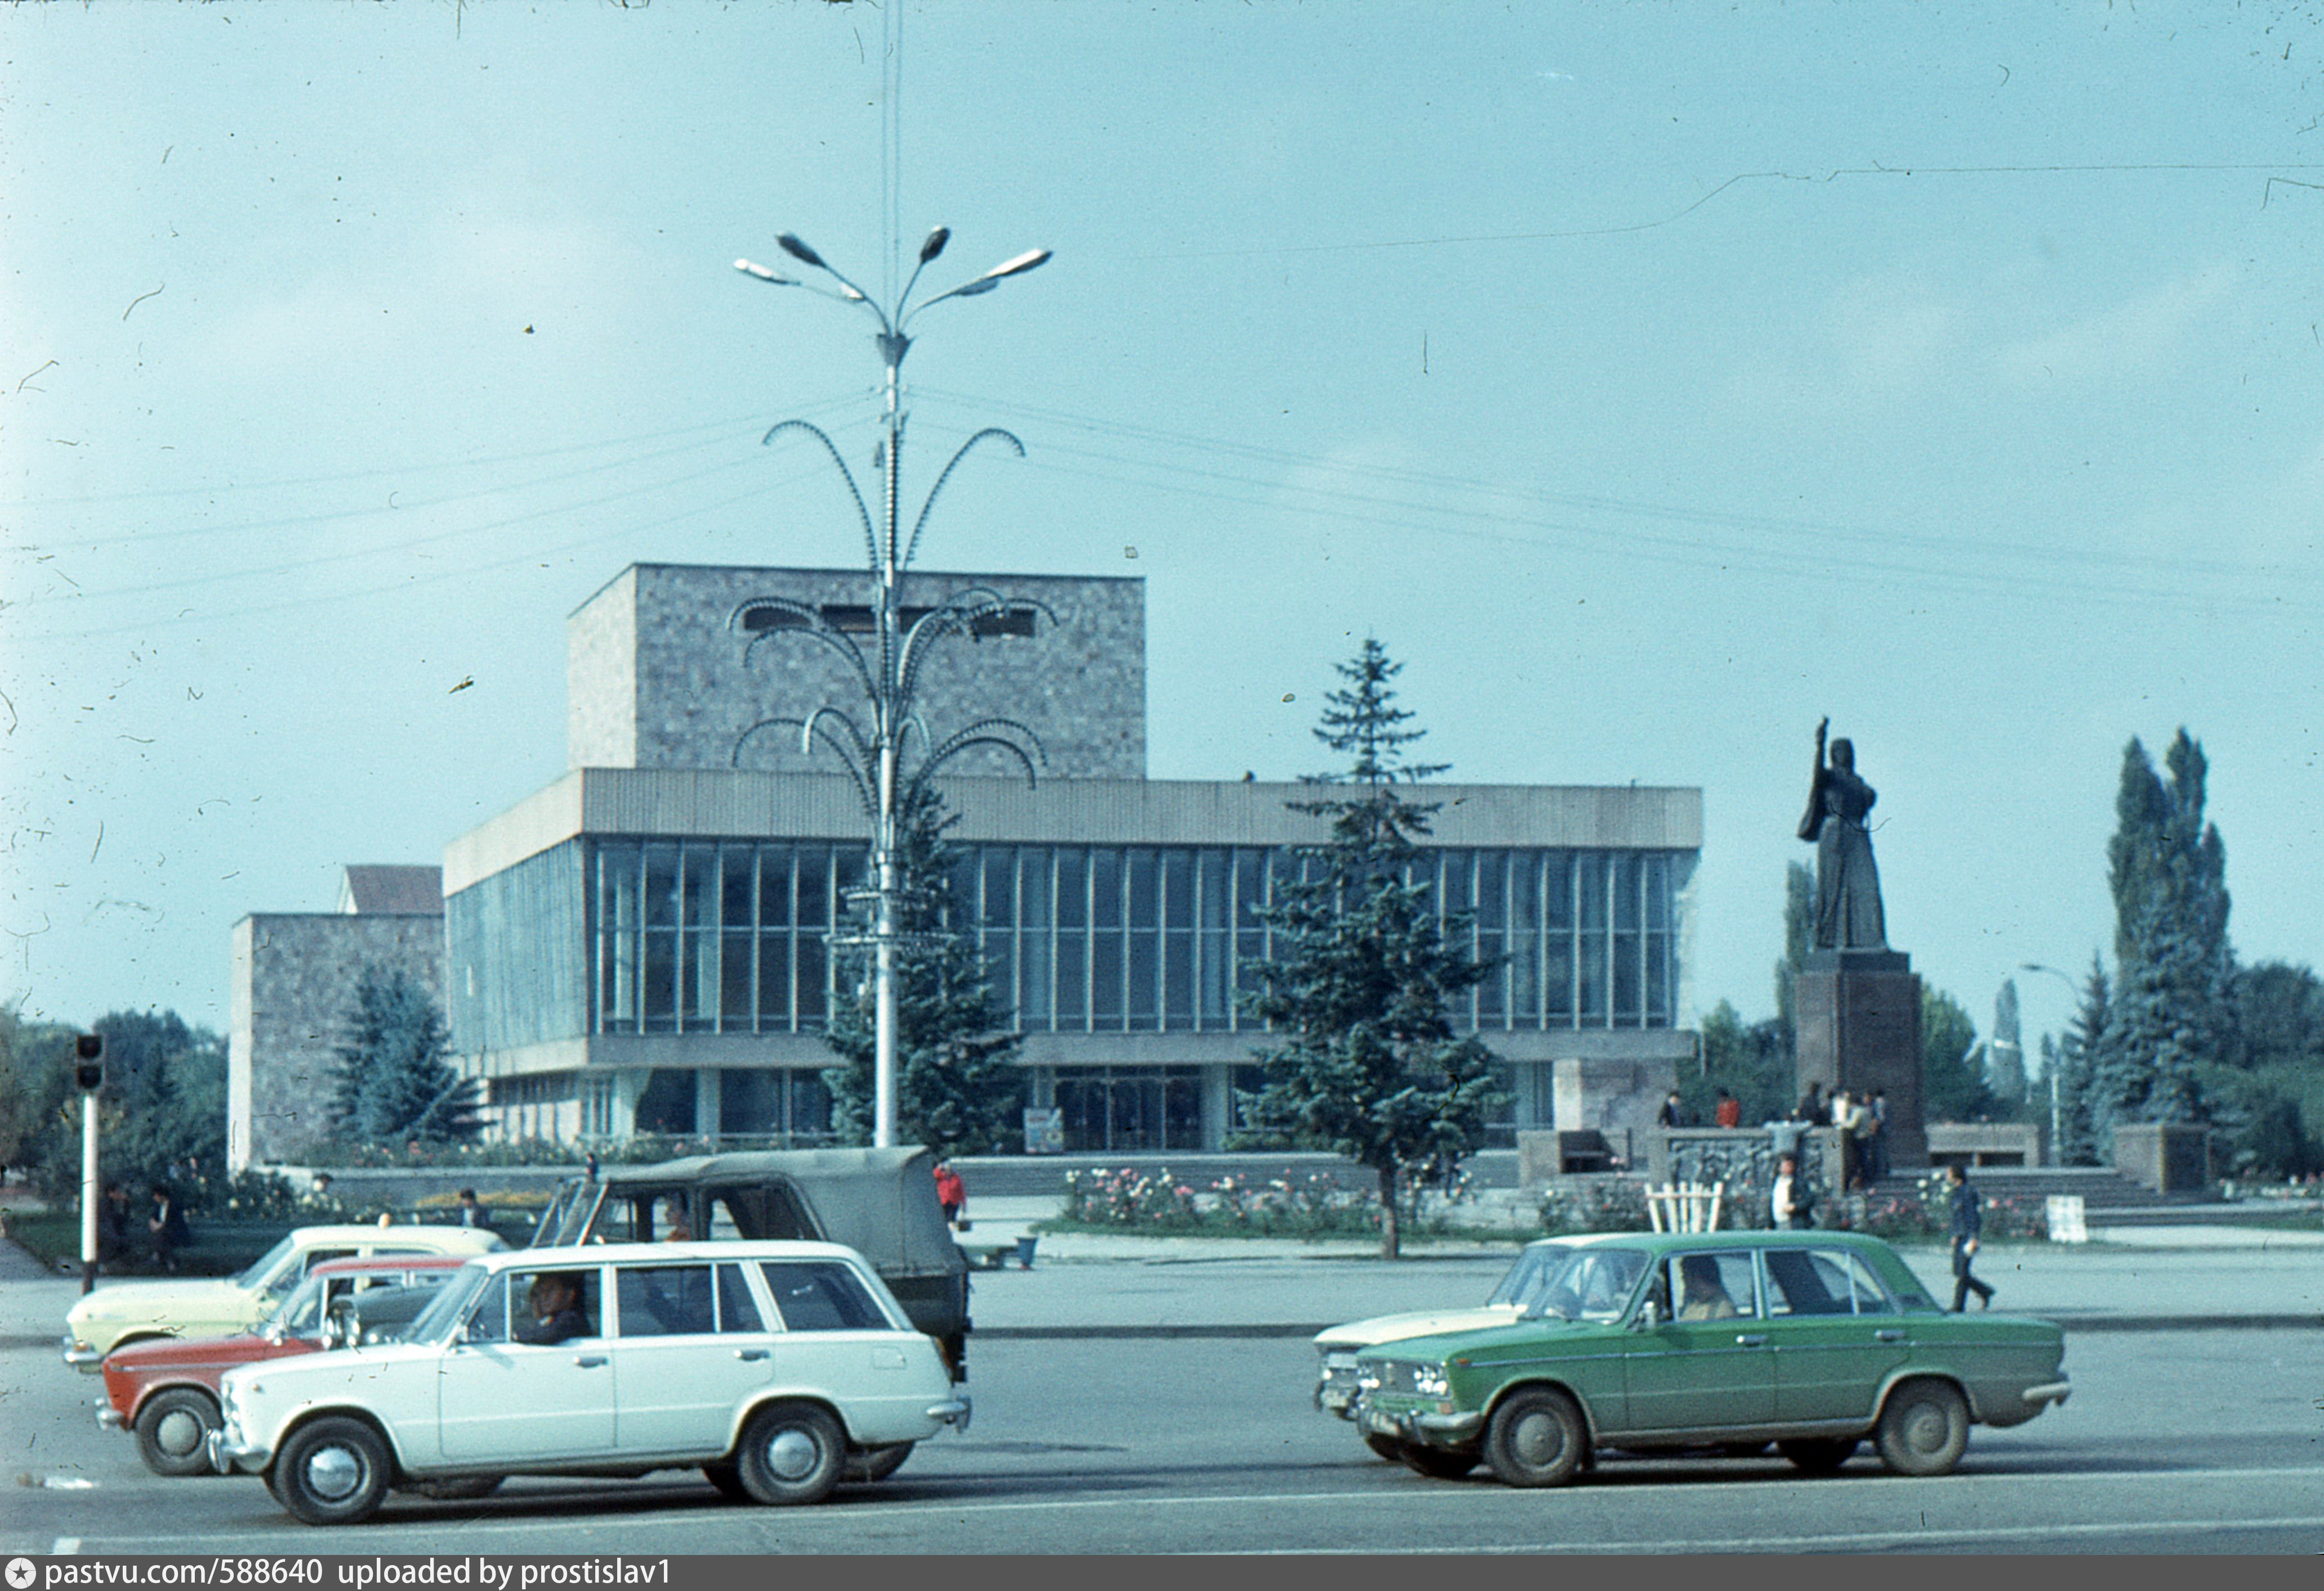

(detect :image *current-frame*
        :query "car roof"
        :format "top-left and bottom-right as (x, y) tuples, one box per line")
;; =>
(467, 1239), (866, 1271)
(307, 1253), (474, 1277)
(1556, 1229), (1895, 1254)
(286, 1224), (502, 1248)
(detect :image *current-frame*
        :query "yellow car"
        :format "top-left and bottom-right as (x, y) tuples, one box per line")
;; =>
(62, 1224), (505, 1370)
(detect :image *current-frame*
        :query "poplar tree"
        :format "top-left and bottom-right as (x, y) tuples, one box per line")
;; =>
(824, 782), (1025, 1154)
(2090, 732), (2231, 1139)
(1238, 638), (1506, 1259)
(2050, 955), (2111, 1166)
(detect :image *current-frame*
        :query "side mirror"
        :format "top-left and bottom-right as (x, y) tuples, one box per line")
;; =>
(1633, 1299), (1663, 1331)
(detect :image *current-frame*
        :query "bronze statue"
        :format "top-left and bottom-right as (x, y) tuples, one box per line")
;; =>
(1797, 717), (1886, 950)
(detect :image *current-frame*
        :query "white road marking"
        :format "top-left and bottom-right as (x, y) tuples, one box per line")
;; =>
(64, 1462), (2324, 1547)
(48, 1541), (80, 1556)
(1243, 1516), (2324, 1554)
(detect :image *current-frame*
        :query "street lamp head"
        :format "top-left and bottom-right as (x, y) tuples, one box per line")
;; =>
(918, 225), (951, 263)
(734, 259), (799, 285)
(776, 233), (829, 270)
(983, 247), (1052, 281)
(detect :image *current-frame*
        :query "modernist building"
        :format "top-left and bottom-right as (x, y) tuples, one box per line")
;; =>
(436, 562), (1703, 1154)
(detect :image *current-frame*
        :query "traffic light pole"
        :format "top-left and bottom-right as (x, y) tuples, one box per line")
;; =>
(79, 1093), (99, 1294)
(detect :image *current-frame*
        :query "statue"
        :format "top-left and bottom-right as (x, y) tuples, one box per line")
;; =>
(1797, 717), (1886, 950)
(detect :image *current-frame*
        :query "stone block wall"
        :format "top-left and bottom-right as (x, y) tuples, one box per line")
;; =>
(567, 563), (1146, 780)
(230, 913), (447, 1169)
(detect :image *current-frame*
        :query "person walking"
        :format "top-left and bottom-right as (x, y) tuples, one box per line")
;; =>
(146, 1185), (189, 1272)
(1656, 1091), (1688, 1129)
(934, 1160), (967, 1230)
(455, 1188), (490, 1228)
(1771, 1154), (1813, 1230)
(1946, 1164), (1995, 1311)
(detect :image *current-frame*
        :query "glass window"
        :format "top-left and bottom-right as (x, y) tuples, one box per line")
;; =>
(1162, 928), (1193, 1029)
(757, 935), (792, 1029)
(1127, 849), (1158, 929)
(1055, 848), (1087, 929)
(1198, 849), (1230, 929)
(759, 1261), (889, 1331)
(1485, 1243), (1573, 1310)
(758, 846), (793, 927)
(1667, 1252), (1760, 1322)
(1525, 1248), (1648, 1323)
(645, 845), (679, 928)
(1162, 850), (1192, 929)
(1438, 851), (1472, 917)
(983, 850), (1015, 929)
(462, 1273), (511, 1343)
(1127, 928), (1158, 1029)
(1055, 931), (1087, 1030)
(722, 848), (756, 929)
(1544, 852), (1574, 931)
(1091, 849), (1122, 928)
(1020, 848), (1052, 929)
(796, 847), (829, 931)
(721, 931), (753, 1029)
(682, 847), (716, 929)
(617, 1264), (716, 1337)
(1763, 1248), (1864, 1317)
(714, 1263), (764, 1333)
(643, 932), (676, 1030)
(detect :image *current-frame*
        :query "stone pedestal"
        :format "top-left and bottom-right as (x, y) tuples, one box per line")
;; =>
(1795, 949), (1925, 1169)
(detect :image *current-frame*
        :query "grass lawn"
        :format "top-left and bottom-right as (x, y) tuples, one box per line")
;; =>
(3, 1210), (290, 1277)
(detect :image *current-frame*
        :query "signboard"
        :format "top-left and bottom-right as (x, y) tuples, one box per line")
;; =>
(2045, 1194), (2088, 1244)
(1022, 1107), (1065, 1155)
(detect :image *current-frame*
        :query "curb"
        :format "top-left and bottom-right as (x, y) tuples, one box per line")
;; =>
(976, 1314), (2324, 1340)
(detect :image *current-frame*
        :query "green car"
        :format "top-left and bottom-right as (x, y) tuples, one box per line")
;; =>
(1353, 1229), (2069, 1488)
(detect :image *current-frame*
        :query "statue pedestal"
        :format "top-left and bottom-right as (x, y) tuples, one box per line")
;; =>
(1795, 949), (1925, 1169)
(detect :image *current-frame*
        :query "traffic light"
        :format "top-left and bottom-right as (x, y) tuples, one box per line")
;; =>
(72, 1033), (104, 1092)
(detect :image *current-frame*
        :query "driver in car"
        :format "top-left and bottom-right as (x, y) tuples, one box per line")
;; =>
(1676, 1255), (1739, 1322)
(519, 1273), (591, 1344)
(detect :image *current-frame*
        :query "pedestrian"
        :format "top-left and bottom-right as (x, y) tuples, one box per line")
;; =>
(100, 1182), (134, 1263)
(1656, 1090), (1688, 1129)
(1795, 1082), (1827, 1125)
(585, 1150), (600, 1183)
(310, 1171), (334, 1204)
(1945, 1163), (1995, 1311)
(1770, 1154), (1813, 1230)
(1714, 1088), (1741, 1129)
(934, 1160), (967, 1229)
(147, 1185), (189, 1272)
(455, 1188), (489, 1229)
(1843, 1092), (1877, 1189)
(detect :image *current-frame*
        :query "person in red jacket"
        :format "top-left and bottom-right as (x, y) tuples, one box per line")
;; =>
(934, 1161), (967, 1229)
(1714, 1088), (1742, 1129)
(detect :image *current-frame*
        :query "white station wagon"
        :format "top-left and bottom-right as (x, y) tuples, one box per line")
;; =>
(208, 1240), (969, 1525)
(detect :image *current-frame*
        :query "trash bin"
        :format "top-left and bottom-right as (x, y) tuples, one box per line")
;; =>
(1014, 1235), (1038, 1270)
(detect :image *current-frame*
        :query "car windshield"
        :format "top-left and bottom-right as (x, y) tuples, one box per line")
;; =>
(1521, 1247), (1649, 1321)
(404, 1261), (490, 1343)
(234, 1234), (301, 1293)
(1486, 1244), (1573, 1310)
(259, 1273), (329, 1336)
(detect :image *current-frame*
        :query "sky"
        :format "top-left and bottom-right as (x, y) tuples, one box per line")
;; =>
(6, 1), (2322, 1067)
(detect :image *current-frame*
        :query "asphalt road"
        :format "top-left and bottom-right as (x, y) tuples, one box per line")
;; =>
(5, 1328), (2320, 1554)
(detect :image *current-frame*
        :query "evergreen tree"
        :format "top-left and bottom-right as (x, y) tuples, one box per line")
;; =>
(1985, 977), (2026, 1119)
(2051, 954), (2110, 1166)
(2090, 731), (2232, 1141)
(1773, 861), (1814, 1043)
(2205, 960), (2324, 1179)
(332, 968), (478, 1144)
(824, 782), (1025, 1154)
(1239, 638), (1506, 1259)
(1684, 999), (1791, 1128)
(1920, 986), (1990, 1122)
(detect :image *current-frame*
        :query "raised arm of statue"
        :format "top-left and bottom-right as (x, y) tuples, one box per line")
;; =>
(1797, 716), (1831, 842)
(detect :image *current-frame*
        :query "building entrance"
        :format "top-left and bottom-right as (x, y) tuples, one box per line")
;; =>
(1052, 1066), (1203, 1152)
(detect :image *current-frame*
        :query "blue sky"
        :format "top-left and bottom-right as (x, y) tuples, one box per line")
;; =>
(6, 2), (2321, 1061)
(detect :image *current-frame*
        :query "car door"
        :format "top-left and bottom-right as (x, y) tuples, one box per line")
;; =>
(609, 1262), (775, 1455)
(437, 1266), (616, 1461)
(1622, 1250), (1773, 1433)
(758, 1259), (922, 1428)
(1764, 1246), (1912, 1423)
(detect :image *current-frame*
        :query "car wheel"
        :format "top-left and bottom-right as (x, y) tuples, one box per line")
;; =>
(1483, 1387), (1587, 1489)
(1400, 1443), (1479, 1480)
(133, 1388), (221, 1478)
(405, 1476), (503, 1501)
(1875, 1379), (1970, 1477)
(1777, 1437), (1859, 1474)
(735, 1402), (845, 1507)
(1363, 1432), (1403, 1462)
(701, 1463), (750, 1501)
(274, 1418), (392, 1526)
(845, 1443), (913, 1483)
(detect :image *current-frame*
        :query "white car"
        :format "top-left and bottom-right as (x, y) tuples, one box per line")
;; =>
(209, 1240), (970, 1524)
(1314, 1239), (1572, 1452)
(63, 1224), (506, 1369)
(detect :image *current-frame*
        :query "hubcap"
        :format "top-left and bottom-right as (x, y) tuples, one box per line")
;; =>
(1905, 1405), (1947, 1453)
(1512, 1410), (1564, 1469)
(764, 1428), (820, 1481)
(305, 1444), (364, 1501)
(155, 1410), (203, 1455)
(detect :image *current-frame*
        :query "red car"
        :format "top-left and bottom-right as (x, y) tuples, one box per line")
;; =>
(99, 1253), (470, 1475)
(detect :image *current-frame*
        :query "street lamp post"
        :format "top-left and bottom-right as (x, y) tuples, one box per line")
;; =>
(2021, 962), (2079, 1168)
(730, 227), (1053, 1149)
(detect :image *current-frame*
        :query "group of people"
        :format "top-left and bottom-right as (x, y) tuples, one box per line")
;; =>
(1657, 1081), (1890, 1194)
(99, 1181), (191, 1272)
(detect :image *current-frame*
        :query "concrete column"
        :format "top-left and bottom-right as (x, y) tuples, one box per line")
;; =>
(695, 1068), (723, 1145)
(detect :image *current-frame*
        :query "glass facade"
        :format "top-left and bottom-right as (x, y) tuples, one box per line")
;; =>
(582, 838), (1682, 1036)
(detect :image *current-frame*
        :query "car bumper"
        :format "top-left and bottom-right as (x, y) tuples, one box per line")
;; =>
(206, 1428), (270, 1477)
(2022, 1379), (2072, 1409)
(96, 1405), (124, 1431)
(926, 1396), (973, 1433)
(62, 1335), (106, 1371)
(1358, 1401), (1484, 1446)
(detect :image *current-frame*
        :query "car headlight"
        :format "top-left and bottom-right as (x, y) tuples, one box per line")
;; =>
(1412, 1364), (1451, 1398)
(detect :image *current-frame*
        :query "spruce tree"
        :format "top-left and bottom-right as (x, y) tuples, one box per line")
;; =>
(1986, 977), (2026, 1119)
(2090, 732), (2232, 1141)
(1920, 987), (1991, 1122)
(2051, 955), (2110, 1166)
(332, 967), (479, 1144)
(824, 782), (1025, 1154)
(1238, 638), (1506, 1259)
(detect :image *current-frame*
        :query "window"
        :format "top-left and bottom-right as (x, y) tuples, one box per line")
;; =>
(714, 1263), (764, 1333)
(617, 1265), (716, 1337)
(759, 1261), (888, 1331)
(1666, 1252), (1760, 1322)
(1763, 1248), (1893, 1317)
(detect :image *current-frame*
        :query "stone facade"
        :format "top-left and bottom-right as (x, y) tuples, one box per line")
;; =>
(566, 563), (1146, 780)
(229, 910), (445, 1170)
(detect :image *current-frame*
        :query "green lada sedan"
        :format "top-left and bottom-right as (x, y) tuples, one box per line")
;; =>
(1354, 1230), (2068, 1489)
